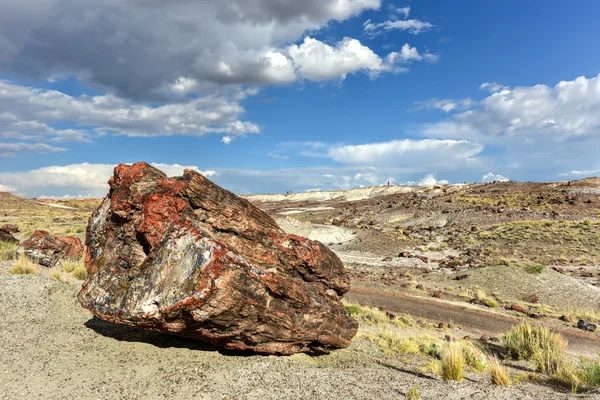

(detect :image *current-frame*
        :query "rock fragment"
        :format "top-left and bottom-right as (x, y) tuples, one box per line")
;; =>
(0, 228), (18, 245)
(17, 230), (84, 267)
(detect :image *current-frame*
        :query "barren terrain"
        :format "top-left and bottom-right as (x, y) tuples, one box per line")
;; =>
(2, 178), (600, 398)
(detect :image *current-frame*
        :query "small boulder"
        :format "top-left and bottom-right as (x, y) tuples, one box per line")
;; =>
(577, 320), (597, 332)
(17, 230), (84, 267)
(508, 304), (528, 314)
(559, 315), (573, 323)
(2, 224), (19, 233)
(522, 294), (539, 304)
(0, 228), (18, 245)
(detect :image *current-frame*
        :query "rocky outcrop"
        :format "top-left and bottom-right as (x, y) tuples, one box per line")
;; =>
(2, 224), (19, 234)
(17, 230), (84, 267)
(0, 228), (18, 245)
(78, 162), (357, 355)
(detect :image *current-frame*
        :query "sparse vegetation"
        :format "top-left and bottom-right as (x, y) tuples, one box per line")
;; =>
(441, 341), (466, 382)
(50, 268), (62, 281)
(488, 357), (511, 386)
(73, 263), (88, 280)
(524, 264), (546, 274)
(62, 257), (84, 274)
(406, 383), (421, 399)
(463, 344), (488, 373)
(0, 241), (18, 260)
(459, 220), (600, 266)
(503, 323), (567, 375)
(8, 254), (38, 275)
(575, 357), (600, 391)
(345, 303), (417, 328)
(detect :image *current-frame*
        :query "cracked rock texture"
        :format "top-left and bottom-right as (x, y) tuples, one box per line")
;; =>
(18, 230), (84, 267)
(78, 162), (357, 355)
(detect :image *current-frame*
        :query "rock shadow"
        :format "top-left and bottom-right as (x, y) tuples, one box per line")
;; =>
(84, 317), (256, 356)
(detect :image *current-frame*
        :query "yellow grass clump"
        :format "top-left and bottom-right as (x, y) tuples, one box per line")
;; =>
(488, 357), (511, 386)
(8, 253), (37, 275)
(504, 323), (567, 375)
(73, 263), (88, 280)
(406, 383), (421, 399)
(0, 241), (18, 260)
(441, 341), (466, 381)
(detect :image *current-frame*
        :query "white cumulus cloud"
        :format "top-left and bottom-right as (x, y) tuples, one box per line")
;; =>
(481, 173), (509, 183)
(328, 139), (483, 168)
(289, 37), (387, 81)
(0, 162), (218, 198)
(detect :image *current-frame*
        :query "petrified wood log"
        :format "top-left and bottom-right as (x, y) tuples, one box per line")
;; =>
(78, 162), (357, 355)
(18, 230), (84, 267)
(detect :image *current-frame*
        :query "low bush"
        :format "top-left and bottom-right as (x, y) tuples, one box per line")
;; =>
(524, 264), (546, 274)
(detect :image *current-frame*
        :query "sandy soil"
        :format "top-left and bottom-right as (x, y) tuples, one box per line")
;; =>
(0, 262), (590, 400)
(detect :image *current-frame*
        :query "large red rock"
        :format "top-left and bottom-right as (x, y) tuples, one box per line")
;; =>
(17, 230), (84, 267)
(78, 162), (357, 355)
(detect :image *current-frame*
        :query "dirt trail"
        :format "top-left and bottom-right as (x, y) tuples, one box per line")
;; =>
(347, 286), (600, 357)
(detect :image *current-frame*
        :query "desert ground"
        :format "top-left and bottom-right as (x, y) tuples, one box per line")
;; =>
(1, 178), (600, 399)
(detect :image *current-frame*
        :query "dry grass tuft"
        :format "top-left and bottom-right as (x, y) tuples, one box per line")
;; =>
(504, 323), (567, 375)
(406, 383), (421, 399)
(488, 356), (511, 386)
(441, 341), (466, 381)
(8, 254), (37, 275)
(554, 356), (600, 393)
(62, 257), (84, 273)
(344, 302), (417, 328)
(50, 268), (62, 281)
(72, 263), (88, 280)
(0, 241), (18, 260)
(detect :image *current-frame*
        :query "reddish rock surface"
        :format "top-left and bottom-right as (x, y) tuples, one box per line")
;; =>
(78, 162), (357, 355)
(0, 227), (18, 245)
(2, 224), (19, 234)
(17, 230), (84, 267)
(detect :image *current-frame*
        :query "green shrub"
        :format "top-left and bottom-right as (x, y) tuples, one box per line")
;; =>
(576, 357), (600, 390)
(524, 264), (546, 274)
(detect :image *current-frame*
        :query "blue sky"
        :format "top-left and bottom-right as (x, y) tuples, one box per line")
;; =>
(1, 0), (600, 197)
